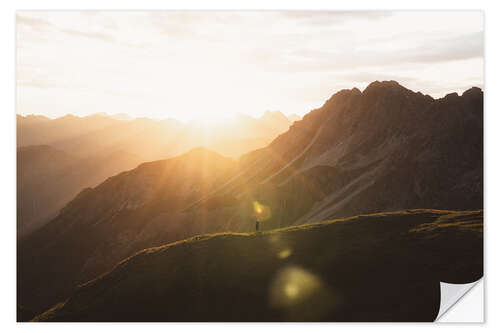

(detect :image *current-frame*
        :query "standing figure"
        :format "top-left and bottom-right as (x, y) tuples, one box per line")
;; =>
(256, 220), (260, 232)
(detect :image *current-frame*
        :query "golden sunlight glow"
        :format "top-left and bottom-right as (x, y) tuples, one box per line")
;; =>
(194, 113), (232, 126)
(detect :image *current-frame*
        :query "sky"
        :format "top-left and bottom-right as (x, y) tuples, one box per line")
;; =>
(16, 11), (484, 122)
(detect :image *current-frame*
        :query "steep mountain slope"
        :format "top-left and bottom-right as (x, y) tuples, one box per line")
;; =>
(192, 81), (482, 228)
(33, 210), (483, 322)
(17, 81), (483, 314)
(18, 148), (237, 312)
(17, 145), (143, 236)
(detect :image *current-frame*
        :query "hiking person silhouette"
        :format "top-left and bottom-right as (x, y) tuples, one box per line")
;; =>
(255, 220), (260, 232)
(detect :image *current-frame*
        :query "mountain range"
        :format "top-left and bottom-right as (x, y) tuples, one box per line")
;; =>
(17, 111), (295, 235)
(17, 110), (296, 160)
(17, 81), (483, 319)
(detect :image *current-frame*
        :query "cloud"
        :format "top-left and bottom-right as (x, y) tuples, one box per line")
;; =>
(281, 11), (392, 25)
(16, 11), (484, 118)
(17, 79), (60, 89)
(17, 12), (117, 44)
(57, 28), (115, 42)
(16, 13), (52, 30)
(335, 72), (417, 84)
(148, 12), (216, 38)
(402, 32), (483, 63)
(250, 31), (483, 74)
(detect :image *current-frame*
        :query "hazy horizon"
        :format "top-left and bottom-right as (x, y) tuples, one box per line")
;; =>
(16, 108), (299, 123)
(16, 11), (483, 122)
(16, 81), (483, 122)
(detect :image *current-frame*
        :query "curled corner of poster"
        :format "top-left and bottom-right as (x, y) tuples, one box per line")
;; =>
(436, 278), (484, 322)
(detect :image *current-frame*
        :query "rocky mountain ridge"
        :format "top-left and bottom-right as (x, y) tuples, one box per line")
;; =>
(18, 81), (483, 314)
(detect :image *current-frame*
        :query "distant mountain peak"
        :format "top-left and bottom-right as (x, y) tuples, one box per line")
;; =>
(17, 114), (50, 122)
(58, 114), (80, 120)
(363, 80), (408, 94)
(443, 92), (460, 100)
(110, 113), (133, 120)
(180, 146), (232, 162)
(462, 87), (483, 98)
(323, 86), (363, 107)
(351, 87), (362, 95)
(261, 110), (288, 122)
(185, 146), (220, 156)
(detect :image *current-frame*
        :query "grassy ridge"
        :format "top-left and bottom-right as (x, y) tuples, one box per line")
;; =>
(34, 209), (483, 322)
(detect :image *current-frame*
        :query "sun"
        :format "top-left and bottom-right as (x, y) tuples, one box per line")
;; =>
(191, 112), (233, 127)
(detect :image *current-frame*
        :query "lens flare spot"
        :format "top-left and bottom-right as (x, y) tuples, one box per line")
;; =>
(278, 248), (292, 259)
(269, 266), (338, 320)
(285, 283), (299, 298)
(252, 201), (271, 221)
(269, 266), (322, 307)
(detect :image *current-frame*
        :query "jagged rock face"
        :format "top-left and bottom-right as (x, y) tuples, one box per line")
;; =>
(226, 81), (482, 226)
(18, 81), (483, 314)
